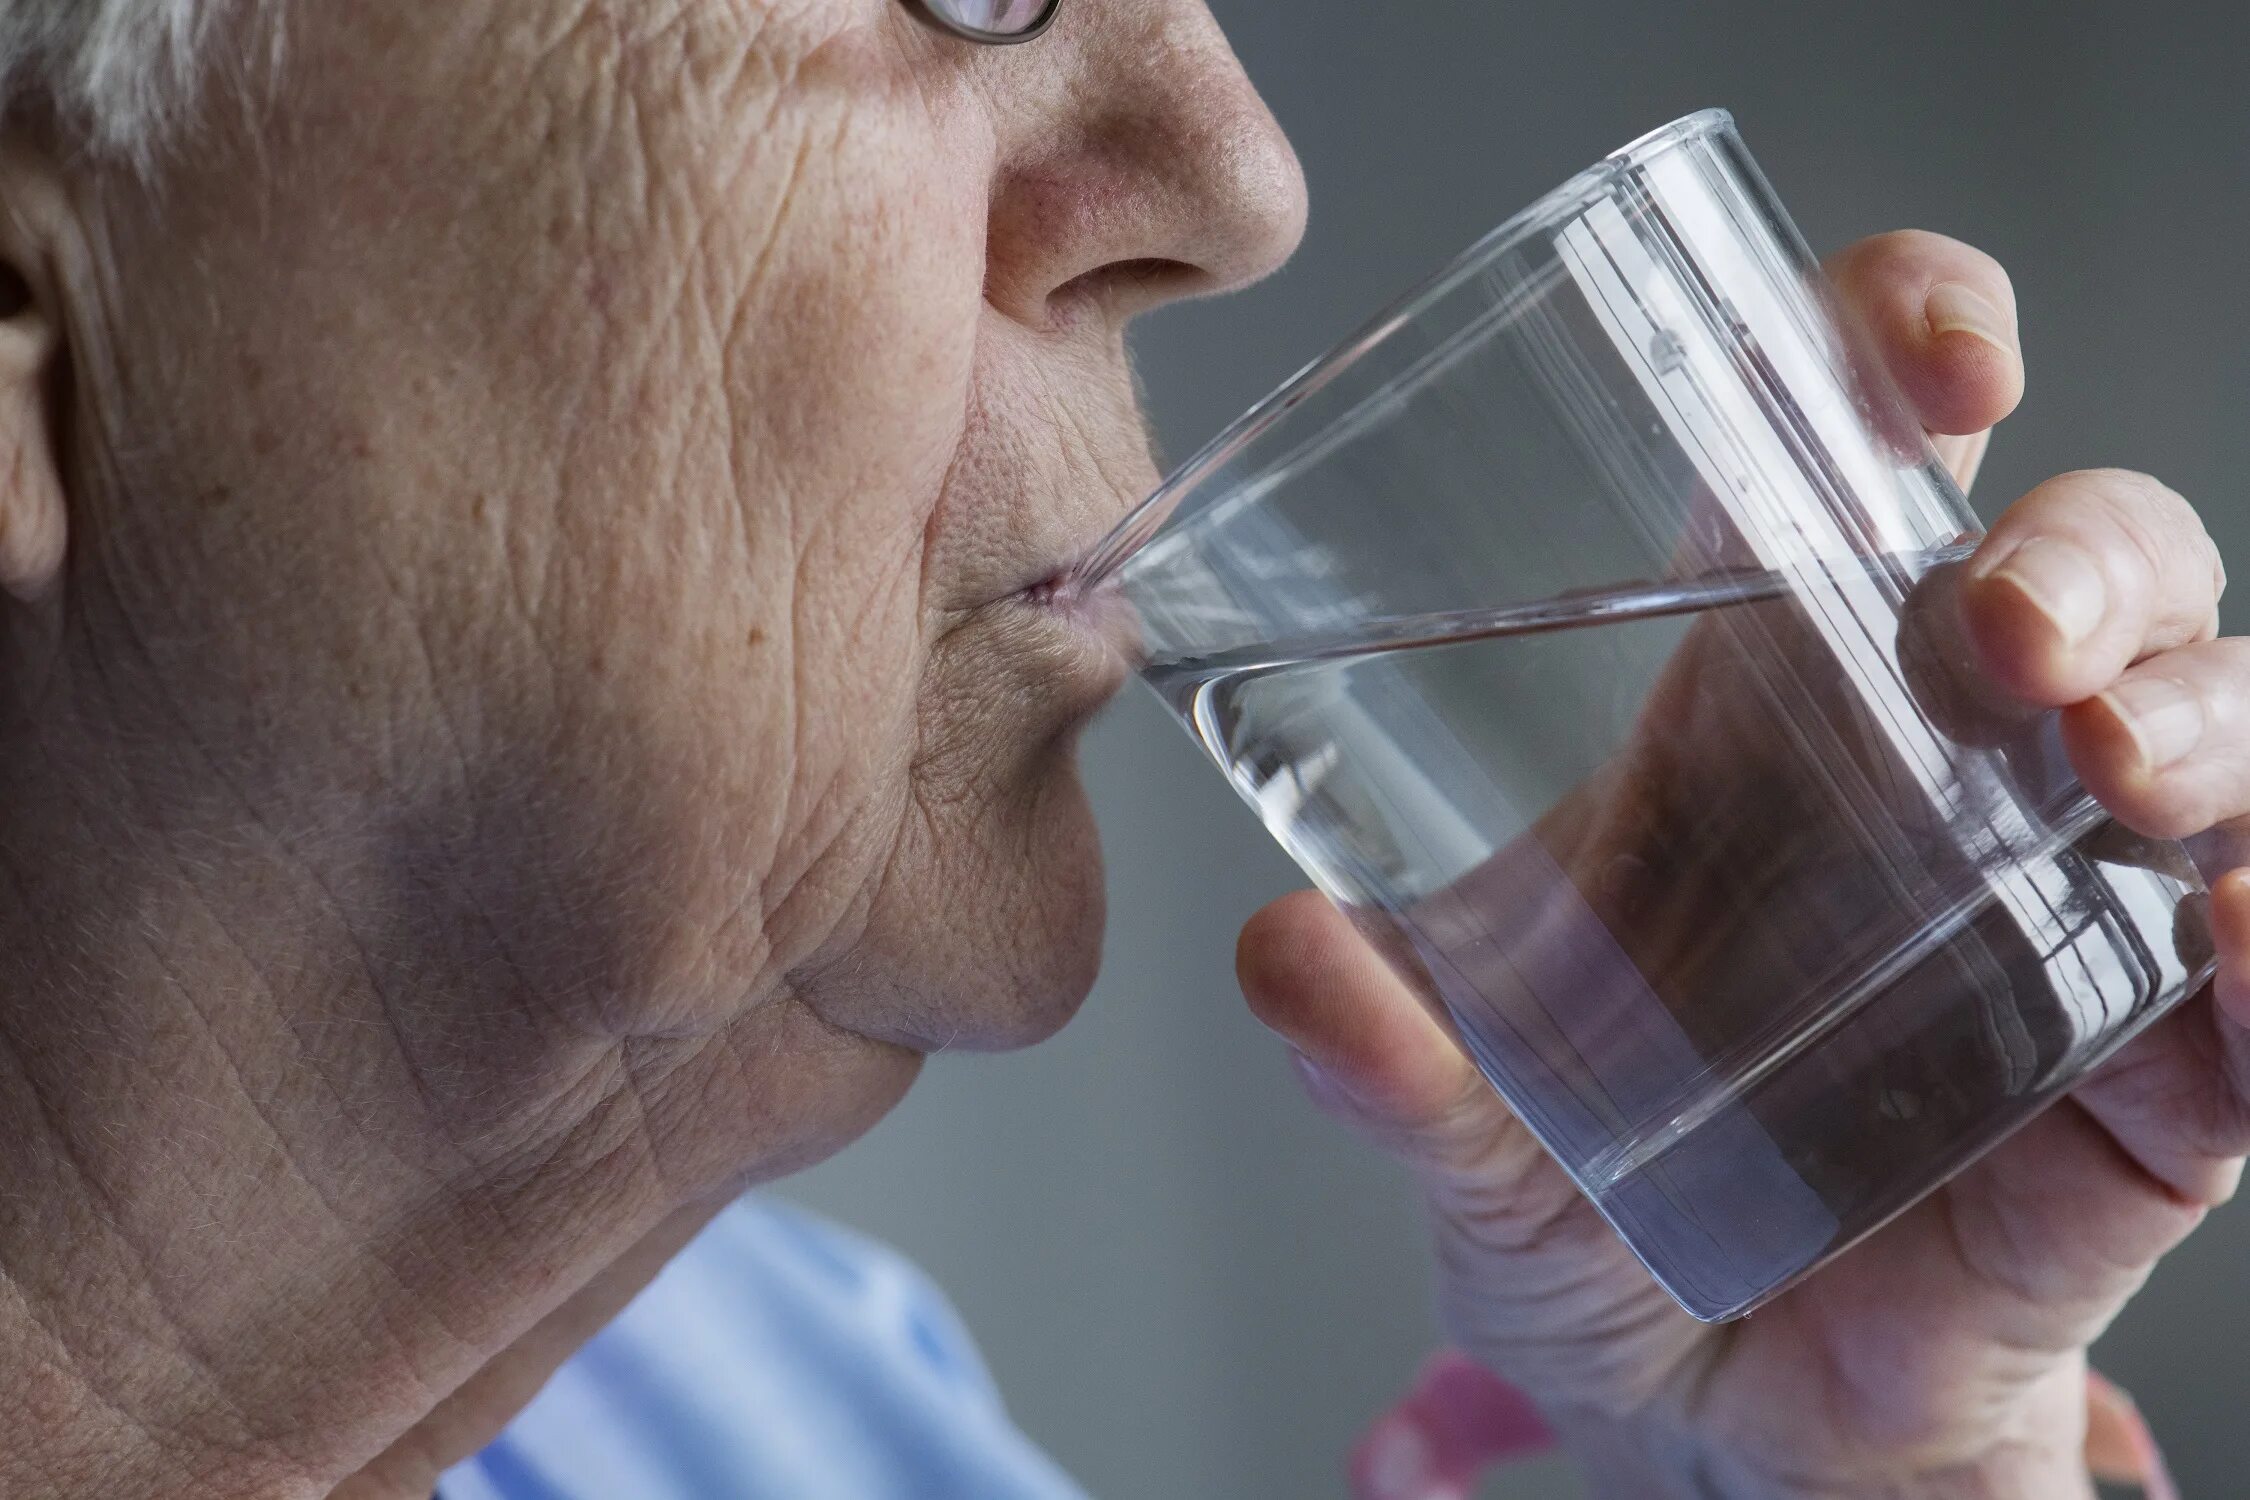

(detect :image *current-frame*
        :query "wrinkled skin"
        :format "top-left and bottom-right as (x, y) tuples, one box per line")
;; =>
(1243, 234), (2250, 1498)
(0, 4), (1301, 1497)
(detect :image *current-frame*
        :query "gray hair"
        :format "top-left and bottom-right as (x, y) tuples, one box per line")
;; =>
(0, 0), (243, 155)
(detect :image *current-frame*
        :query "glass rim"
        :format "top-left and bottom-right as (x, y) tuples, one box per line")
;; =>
(1087, 108), (1738, 582)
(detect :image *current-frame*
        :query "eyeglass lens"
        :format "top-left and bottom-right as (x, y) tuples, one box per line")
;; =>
(927, 0), (1052, 36)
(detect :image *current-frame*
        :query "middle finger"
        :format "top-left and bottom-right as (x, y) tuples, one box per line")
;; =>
(2062, 635), (2250, 841)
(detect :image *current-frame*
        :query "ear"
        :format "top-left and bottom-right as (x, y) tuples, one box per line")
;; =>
(0, 141), (74, 604)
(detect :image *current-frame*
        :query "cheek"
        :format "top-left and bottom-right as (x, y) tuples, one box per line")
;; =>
(531, 68), (996, 986)
(139, 4), (1021, 1038)
(709, 74), (991, 543)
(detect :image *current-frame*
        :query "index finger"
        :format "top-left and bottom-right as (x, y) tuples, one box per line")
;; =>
(1825, 230), (2025, 484)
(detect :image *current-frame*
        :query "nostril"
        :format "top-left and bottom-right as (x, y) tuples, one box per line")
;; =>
(1050, 257), (1208, 317)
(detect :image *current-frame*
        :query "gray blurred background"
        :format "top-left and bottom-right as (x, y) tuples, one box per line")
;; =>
(785, 3), (2250, 1495)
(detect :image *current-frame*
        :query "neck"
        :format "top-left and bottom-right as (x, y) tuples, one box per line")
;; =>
(0, 671), (909, 1498)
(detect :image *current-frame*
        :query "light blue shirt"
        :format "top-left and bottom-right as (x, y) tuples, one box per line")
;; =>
(436, 1198), (1088, 1500)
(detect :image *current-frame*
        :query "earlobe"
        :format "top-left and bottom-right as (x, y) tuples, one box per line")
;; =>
(0, 269), (68, 602)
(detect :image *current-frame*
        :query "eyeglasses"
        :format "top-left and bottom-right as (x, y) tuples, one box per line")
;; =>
(901, 0), (1062, 45)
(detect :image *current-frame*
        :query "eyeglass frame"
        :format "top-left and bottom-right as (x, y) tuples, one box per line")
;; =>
(900, 0), (1063, 45)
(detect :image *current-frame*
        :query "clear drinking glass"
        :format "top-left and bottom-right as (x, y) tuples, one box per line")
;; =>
(1086, 110), (2218, 1321)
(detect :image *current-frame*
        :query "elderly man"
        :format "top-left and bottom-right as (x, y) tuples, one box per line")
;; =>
(0, 2), (2244, 1498)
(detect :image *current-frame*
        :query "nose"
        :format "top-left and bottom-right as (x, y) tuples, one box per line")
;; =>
(979, 4), (1310, 327)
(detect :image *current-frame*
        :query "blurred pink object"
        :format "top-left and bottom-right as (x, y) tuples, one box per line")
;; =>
(2086, 1368), (2178, 1500)
(1353, 1357), (2178, 1499)
(1350, 1352), (1556, 1500)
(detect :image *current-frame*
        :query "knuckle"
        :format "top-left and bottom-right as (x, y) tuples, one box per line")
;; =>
(1943, 1187), (2054, 1309)
(1432, 1153), (1583, 1258)
(2097, 488), (2169, 584)
(2068, 466), (2180, 522)
(1861, 227), (1951, 273)
(1828, 229), (2011, 303)
(1879, 225), (1971, 262)
(1412, 1088), (1567, 1250)
(1901, 228), (2013, 294)
(2060, 469), (2201, 599)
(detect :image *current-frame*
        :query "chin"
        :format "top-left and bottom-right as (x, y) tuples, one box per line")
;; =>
(998, 882), (1110, 1050)
(950, 766), (1113, 1053)
(809, 752), (1115, 1056)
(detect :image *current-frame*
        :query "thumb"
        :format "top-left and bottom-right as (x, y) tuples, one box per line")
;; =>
(1237, 890), (1507, 1168)
(1236, 890), (1578, 1229)
(1823, 230), (2023, 491)
(1238, 891), (1701, 1414)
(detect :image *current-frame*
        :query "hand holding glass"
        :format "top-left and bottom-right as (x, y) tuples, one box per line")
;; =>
(1085, 111), (2216, 1321)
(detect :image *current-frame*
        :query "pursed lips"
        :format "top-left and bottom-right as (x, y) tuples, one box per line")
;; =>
(1019, 566), (1145, 669)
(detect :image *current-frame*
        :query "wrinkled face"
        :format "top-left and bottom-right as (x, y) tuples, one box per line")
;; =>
(58, 1), (1302, 1078)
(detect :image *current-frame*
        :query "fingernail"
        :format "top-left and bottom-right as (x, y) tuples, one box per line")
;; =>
(1925, 281), (2014, 354)
(1981, 537), (2108, 647)
(2102, 676), (2206, 771)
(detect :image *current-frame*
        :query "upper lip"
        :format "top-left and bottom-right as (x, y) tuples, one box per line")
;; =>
(949, 527), (1134, 618)
(1019, 559), (1099, 608)
(1002, 539), (1114, 609)
(1012, 505), (1158, 608)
